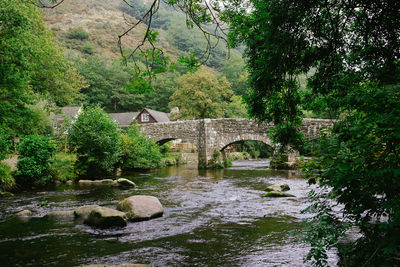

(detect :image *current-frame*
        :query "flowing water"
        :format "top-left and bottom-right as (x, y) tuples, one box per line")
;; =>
(0, 160), (338, 266)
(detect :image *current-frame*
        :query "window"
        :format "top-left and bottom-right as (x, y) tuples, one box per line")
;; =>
(141, 113), (150, 122)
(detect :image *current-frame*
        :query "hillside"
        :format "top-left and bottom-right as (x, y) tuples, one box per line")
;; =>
(43, 0), (235, 72)
(41, 0), (247, 115)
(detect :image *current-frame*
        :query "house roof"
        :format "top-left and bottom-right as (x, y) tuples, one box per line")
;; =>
(142, 108), (170, 122)
(54, 106), (81, 120)
(109, 112), (139, 127)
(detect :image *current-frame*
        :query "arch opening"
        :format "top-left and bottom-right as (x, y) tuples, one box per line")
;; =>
(156, 138), (176, 146)
(221, 140), (274, 159)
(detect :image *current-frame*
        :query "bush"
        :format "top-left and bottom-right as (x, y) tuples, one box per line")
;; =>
(81, 42), (95, 54)
(0, 162), (15, 191)
(160, 141), (172, 154)
(15, 135), (55, 187)
(67, 27), (89, 40)
(49, 152), (77, 182)
(120, 125), (162, 169)
(68, 106), (121, 178)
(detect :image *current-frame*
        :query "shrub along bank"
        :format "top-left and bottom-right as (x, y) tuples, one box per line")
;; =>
(0, 106), (172, 192)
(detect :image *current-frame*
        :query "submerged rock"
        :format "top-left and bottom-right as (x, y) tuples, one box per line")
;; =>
(84, 207), (127, 228)
(74, 205), (101, 221)
(13, 210), (32, 217)
(78, 179), (115, 186)
(264, 183), (290, 192)
(45, 210), (75, 219)
(117, 195), (163, 222)
(116, 178), (136, 188)
(261, 191), (296, 198)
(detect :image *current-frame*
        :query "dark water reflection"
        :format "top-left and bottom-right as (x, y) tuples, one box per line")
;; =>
(0, 160), (337, 266)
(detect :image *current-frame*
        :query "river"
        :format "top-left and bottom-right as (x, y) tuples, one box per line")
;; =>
(0, 160), (338, 266)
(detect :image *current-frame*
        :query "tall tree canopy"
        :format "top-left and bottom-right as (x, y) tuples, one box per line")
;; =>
(224, 0), (400, 265)
(0, 0), (85, 135)
(226, 0), (400, 147)
(169, 70), (232, 119)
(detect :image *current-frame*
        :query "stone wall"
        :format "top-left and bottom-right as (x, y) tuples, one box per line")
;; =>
(139, 118), (335, 168)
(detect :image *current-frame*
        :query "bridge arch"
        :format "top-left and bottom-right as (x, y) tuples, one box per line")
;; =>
(217, 135), (273, 152)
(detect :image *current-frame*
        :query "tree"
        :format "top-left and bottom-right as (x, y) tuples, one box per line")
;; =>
(67, 106), (121, 178)
(224, 95), (248, 118)
(74, 55), (146, 112)
(169, 70), (232, 119)
(0, 0), (85, 135)
(225, 0), (400, 265)
(221, 51), (249, 95)
(144, 71), (180, 113)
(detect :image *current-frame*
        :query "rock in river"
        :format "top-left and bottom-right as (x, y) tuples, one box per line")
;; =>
(117, 195), (164, 222)
(84, 207), (127, 228)
(74, 205), (101, 221)
(264, 183), (290, 192)
(78, 179), (115, 186)
(261, 191), (296, 198)
(45, 210), (75, 219)
(13, 210), (32, 217)
(115, 178), (136, 188)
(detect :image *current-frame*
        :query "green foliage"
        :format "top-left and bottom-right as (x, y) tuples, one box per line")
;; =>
(67, 27), (89, 40)
(0, 162), (15, 192)
(0, 125), (12, 161)
(159, 141), (172, 154)
(224, 1), (400, 264)
(221, 52), (249, 95)
(81, 42), (95, 54)
(119, 125), (162, 169)
(225, 95), (248, 118)
(75, 56), (146, 112)
(0, 0), (85, 135)
(67, 106), (121, 178)
(27, 100), (54, 136)
(15, 135), (56, 187)
(144, 71), (180, 112)
(169, 70), (232, 119)
(49, 152), (77, 183)
(301, 84), (400, 266)
(236, 140), (274, 159)
(178, 53), (200, 73)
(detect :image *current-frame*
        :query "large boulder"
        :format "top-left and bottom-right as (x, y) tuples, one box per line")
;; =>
(45, 210), (75, 219)
(74, 205), (101, 221)
(84, 207), (127, 228)
(117, 196), (164, 222)
(265, 183), (290, 192)
(115, 178), (136, 188)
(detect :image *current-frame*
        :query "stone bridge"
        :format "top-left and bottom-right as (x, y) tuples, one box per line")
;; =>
(139, 118), (334, 167)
